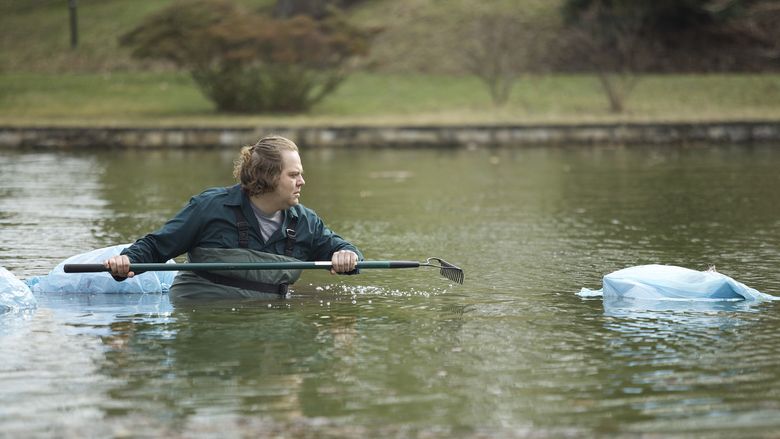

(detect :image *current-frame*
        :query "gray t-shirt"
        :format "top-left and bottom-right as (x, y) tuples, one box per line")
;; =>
(250, 204), (283, 242)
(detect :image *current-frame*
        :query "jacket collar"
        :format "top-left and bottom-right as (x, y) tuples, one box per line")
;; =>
(225, 185), (300, 241)
(225, 184), (299, 216)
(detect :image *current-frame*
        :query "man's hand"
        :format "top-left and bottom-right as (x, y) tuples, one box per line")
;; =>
(104, 255), (135, 278)
(330, 250), (358, 274)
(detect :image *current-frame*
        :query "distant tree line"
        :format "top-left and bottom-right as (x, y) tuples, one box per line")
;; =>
(559, 0), (780, 72)
(460, 0), (780, 112)
(120, 0), (780, 114)
(554, 0), (780, 111)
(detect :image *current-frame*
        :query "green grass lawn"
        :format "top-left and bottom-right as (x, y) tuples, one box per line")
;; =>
(1, 72), (779, 126)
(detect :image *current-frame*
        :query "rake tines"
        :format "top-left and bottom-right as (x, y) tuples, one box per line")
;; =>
(426, 257), (464, 284)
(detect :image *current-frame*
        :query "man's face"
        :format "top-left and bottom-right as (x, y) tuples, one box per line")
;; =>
(273, 150), (305, 209)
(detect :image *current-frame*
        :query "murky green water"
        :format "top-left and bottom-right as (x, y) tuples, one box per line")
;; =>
(1, 145), (780, 437)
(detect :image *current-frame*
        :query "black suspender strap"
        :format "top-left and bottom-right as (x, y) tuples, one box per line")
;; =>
(285, 215), (297, 257)
(232, 206), (250, 249)
(199, 206), (297, 295)
(234, 205), (296, 255)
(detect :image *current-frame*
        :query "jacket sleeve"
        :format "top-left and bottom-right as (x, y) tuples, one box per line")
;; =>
(120, 195), (207, 264)
(309, 214), (363, 270)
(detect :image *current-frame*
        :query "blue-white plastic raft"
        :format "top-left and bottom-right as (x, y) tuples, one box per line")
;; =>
(0, 266), (37, 313)
(26, 244), (176, 295)
(578, 264), (778, 302)
(1, 244), (176, 314)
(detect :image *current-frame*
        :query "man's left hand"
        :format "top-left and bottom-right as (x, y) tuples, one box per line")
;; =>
(331, 250), (358, 274)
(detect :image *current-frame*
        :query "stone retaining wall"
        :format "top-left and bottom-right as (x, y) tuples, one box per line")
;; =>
(1, 121), (779, 149)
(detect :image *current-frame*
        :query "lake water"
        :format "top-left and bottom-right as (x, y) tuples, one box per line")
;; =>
(1, 145), (779, 437)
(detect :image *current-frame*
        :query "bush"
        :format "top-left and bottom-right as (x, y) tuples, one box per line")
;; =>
(120, 0), (372, 113)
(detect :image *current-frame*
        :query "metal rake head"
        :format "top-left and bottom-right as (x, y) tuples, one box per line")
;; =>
(426, 257), (464, 284)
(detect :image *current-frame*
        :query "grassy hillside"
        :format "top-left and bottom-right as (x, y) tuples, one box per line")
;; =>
(350, 0), (562, 74)
(0, 0), (276, 72)
(0, 0), (561, 74)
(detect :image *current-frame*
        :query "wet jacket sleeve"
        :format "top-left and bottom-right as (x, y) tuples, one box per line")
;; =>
(309, 214), (363, 275)
(120, 196), (206, 264)
(310, 216), (362, 260)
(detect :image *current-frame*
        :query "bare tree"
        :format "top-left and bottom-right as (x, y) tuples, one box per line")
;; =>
(738, 1), (780, 63)
(461, 4), (550, 107)
(565, 3), (648, 113)
(464, 13), (524, 106)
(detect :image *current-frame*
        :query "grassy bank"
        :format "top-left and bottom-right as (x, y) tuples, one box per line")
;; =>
(1, 72), (780, 127)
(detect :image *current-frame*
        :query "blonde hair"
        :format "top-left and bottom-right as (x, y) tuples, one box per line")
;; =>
(233, 136), (299, 196)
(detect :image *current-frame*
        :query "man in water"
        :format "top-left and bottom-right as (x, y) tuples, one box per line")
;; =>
(105, 135), (361, 300)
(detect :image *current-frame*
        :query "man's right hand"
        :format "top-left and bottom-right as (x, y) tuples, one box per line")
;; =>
(104, 255), (135, 278)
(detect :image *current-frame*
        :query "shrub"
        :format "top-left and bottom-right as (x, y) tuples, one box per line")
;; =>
(120, 0), (372, 113)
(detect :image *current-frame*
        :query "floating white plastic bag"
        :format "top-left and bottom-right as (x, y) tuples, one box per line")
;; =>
(27, 244), (176, 294)
(0, 266), (37, 312)
(578, 264), (777, 302)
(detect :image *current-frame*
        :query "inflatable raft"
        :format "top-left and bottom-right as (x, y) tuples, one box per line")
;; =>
(578, 264), (778, 302)
(0, 266), (37, 312)
(1, 244), (175, 313)
(25, 244), (176, 295)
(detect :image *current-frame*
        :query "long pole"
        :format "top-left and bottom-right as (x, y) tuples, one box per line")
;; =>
(64, 261), (422, 273)
(62, 258), (464, 284)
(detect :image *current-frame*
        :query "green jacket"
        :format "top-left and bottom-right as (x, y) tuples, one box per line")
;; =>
(121, 184), (363, 268)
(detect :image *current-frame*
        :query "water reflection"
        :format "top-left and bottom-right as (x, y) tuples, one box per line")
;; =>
(602, 296), (767, 317)
(72, 289), (488, 429)
(35, 292), (173, 325)
(593, 297), (780, 435)
(0, 305), (116, 437)
(0, 153), (109, 275)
